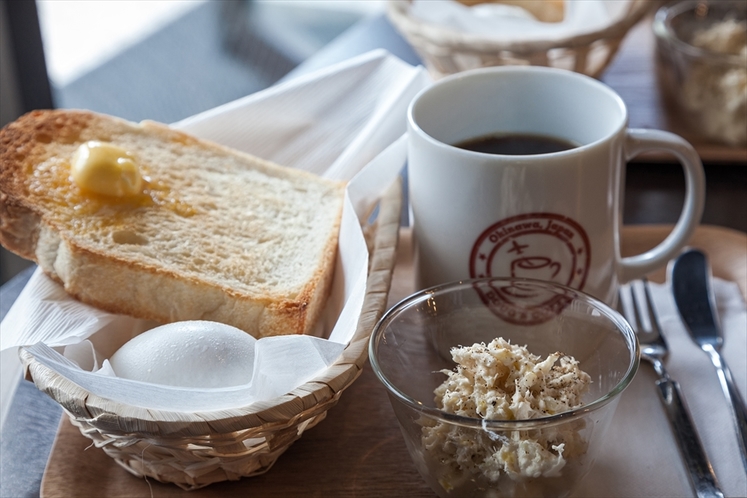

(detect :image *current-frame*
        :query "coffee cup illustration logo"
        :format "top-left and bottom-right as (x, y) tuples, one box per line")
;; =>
(469, 213), (590, 324)
(511, 256), (561, 280)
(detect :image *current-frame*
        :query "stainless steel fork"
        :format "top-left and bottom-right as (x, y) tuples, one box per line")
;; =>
(620, 279), (723, 498)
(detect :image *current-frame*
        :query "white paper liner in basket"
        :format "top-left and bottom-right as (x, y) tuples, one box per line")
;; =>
(387, 0), (662, 78)
(2, 50), (428, 490)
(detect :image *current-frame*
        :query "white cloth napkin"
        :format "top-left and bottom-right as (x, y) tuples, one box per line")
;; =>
(0, 50), (429, 413)
(575, 278), (747, 498)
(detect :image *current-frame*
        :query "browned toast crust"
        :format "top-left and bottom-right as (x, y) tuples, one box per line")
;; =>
(1, 111), (92, 258)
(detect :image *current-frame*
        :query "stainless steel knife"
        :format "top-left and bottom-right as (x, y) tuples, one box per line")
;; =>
(671, 248), (747, 473)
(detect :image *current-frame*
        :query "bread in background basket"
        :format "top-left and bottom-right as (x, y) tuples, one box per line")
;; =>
(456, 0), (566, 23)
(0, 109), (345, 339)
(388, 0), (662, 78)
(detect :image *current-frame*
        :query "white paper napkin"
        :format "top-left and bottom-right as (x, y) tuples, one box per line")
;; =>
(0, 50), (429, 413)
(575, 278), (747, 498)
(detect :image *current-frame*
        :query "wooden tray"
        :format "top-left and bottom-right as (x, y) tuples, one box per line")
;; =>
(41, 224), (746, 497)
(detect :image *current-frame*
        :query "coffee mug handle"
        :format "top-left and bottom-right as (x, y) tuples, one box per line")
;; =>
(619, 129), (706, 282)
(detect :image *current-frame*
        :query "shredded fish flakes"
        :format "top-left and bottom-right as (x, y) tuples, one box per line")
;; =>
(422, 337), (591, 490)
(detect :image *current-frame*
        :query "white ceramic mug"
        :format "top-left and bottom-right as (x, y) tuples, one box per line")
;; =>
(407, 66), (705, 306)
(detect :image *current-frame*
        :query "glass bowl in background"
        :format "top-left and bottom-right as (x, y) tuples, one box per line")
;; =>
(653, 0), (747, 147)
(369, 278), (639, 498)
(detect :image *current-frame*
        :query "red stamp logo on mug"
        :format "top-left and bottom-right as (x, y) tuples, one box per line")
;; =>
(469, 213), (591, 324)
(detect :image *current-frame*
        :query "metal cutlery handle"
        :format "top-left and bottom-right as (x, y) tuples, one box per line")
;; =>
(656, 377), (725, 498)
(672, 248), (747, 473)
(703, 343), (747, 472)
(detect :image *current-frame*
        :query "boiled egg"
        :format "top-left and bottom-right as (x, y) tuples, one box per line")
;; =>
(109, 320), (254, 388)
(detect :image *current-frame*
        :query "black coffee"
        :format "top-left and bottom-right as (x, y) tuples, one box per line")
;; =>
(455, 133), (578, 155)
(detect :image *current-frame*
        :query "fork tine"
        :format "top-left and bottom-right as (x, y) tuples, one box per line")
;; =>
(641, 278), (661, 335)
(628, 280), (648, 334)
(617, 283), (637, 331)
(616, 287), (625, 316)
(620, 280), (657, 336)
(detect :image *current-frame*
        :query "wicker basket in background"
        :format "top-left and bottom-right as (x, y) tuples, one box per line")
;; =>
(388, 0), (662, 79)
(20, 178), (403, 491)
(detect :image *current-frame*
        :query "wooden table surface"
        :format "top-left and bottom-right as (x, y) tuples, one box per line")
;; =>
(41, 225), (747, 497)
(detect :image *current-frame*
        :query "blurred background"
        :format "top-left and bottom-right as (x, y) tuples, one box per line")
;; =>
(0, 0), (386, 285)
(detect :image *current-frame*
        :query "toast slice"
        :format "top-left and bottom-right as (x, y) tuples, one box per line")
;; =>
(457, 0), (565, 23)
(0, 110), (345, 338)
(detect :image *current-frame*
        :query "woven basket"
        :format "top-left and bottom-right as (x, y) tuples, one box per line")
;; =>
(20, 178), (403, 491)
(388, 0), (661, 79)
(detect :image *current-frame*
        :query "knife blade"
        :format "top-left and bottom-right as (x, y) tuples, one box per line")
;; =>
(671, 248), (747, 473)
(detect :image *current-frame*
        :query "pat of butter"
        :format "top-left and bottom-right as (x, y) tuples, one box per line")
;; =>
(72, 141), (143, 197)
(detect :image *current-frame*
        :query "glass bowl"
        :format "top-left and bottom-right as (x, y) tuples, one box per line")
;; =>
(653, 0), (747, 146)
(369, 278), (639, 498)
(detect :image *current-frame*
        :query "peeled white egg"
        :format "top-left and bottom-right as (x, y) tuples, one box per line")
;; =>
(109, 320), (254, 388)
